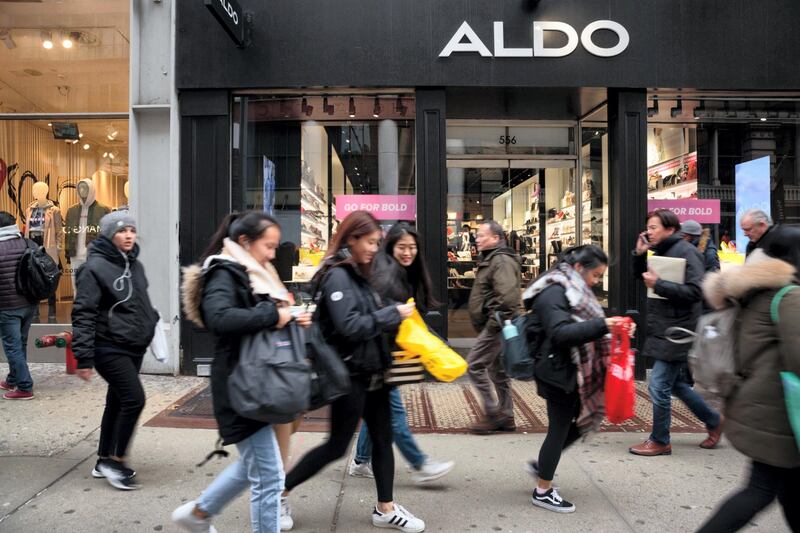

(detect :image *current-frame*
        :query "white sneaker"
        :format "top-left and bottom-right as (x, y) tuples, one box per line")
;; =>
(372, 504), (425, 532)
(280, 497), (294, 531)
(349, 460), (375, 478)
(97, 459), (140, 491)
(412, 459), (454, 484)
(172, 500), (218, 532)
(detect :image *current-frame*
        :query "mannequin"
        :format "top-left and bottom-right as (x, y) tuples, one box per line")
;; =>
(115, 181), (130, 212)
(25, 182), (63, 323)
(65, 178), (110, 278)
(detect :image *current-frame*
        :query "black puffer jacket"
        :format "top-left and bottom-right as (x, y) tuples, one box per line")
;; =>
(0, 236), (30, 310)
(193, 259), (280, 445)
(633, 234), (704, 362)
(315, 252), (402, 379)
(72, 237), (159, 369)
(529, 284), (608, 400)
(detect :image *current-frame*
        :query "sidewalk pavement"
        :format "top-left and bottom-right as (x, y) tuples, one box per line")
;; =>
(0, 364), (789, 533)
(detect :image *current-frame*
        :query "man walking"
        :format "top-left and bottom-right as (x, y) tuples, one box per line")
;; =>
(467, 220), (521, 434)
(0, 211), (37, 400)
(629, 209), (722, 456)
(680, 220), (720, 274)
(740, 209), (776, 257)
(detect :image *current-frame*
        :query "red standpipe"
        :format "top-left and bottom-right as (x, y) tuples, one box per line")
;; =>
(34, 331), (75, 374)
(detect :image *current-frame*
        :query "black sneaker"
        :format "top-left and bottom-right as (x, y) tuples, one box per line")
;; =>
(92, 459), (135, 479)
(96, 458), (141, 491)
(531, 488), (575, 513)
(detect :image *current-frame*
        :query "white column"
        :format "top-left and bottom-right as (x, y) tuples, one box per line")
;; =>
(129, 0), (180, 374)
(378, 119), (399, 194)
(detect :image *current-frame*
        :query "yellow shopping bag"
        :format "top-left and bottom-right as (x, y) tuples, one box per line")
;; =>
(395, 300), (467, 383)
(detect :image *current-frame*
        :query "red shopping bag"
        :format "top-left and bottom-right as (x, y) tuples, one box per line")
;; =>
(605, 319), (636, 424)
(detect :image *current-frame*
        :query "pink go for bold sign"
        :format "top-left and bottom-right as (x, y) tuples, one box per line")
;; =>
(647, 199), (721, 224)
(335, 195), (416, 221)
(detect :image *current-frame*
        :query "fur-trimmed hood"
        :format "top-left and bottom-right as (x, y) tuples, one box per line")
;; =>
(181, 255), (242, 329)
(703, 249), (798, 310)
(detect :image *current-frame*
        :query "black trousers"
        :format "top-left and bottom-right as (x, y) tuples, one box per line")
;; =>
(94, 351), (146, 459)
(697, 461), (800, 532)
(537, 393), (582, 481)
(285, 378), (394, 502)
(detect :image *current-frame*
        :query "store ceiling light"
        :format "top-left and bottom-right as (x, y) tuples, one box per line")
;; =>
(760, 116), (767, 122)
(71, 139), (78, 144)
(103, 152), (109, 158)
(82, 143), (90, 150)
(61, 32), (73, 49)
(670, 100), (683, 118)
(41, 31), (53, 49)
(373, 97), (381, 118)
(647, 100), (658, 118)
(348, 97), (356, 118)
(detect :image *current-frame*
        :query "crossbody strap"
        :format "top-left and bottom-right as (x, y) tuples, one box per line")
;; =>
(770, 285), (798, 325)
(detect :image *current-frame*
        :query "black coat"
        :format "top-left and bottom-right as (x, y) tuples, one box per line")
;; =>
(745, 224), (778, 257)
(530, 284), (608, 399)
(0, 236), (30, 310)
(199, 259), (280, 445)
(315, 259), (402, 379)
(633, 234), (704, 362)
(72, 237), (159, 369)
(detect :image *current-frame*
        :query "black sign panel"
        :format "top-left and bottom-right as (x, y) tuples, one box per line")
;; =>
(204, 0), (245, 46)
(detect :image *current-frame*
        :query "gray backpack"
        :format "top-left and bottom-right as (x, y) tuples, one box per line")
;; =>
(666, 305), (740, 399)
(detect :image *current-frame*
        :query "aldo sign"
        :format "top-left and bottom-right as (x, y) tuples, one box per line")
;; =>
(205, 0), (245, 46)
(439, 20), (629, 58)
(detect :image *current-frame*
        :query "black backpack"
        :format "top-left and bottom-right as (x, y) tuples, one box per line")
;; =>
(15, 239), (60, 301)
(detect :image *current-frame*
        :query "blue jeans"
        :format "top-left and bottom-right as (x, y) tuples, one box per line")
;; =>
(197, 425), (284, 533)
(0, 306), (36, 392)
(649, 359), (721, 445)
(355, 387), (426, 469)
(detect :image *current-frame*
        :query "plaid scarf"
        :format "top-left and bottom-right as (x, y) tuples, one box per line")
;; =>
(523, 263), (611, 433)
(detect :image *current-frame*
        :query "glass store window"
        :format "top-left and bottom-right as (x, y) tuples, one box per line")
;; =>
(0, 0), (130, 324)
(646, 96), (800, 269)
(233, 95), (416, 302)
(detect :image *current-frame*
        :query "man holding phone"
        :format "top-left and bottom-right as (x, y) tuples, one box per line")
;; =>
(629, 209), (723, 457)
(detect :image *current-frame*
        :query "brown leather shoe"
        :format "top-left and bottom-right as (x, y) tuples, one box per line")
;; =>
(629, 439), (672, 456)
(469, 417), (500, 435)
(496, 416), (517, 432)
(700, 416), (724, 449)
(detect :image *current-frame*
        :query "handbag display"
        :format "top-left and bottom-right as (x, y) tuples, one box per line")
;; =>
(228, 321), (311, 423)
(303, 322), (351, 411)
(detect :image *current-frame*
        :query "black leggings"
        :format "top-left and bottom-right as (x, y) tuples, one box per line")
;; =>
(285, 379), (394, 502)
(697, 461), (800, 532)
(94, 352), (146, 458)
(538, 394), (581, 481)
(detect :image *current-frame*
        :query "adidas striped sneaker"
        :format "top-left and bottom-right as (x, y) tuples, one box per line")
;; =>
(372, 504), (425, 532)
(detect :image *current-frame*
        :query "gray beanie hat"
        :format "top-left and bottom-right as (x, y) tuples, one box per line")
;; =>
(680, 219), (703, 237)
(100, 211), (137, 240)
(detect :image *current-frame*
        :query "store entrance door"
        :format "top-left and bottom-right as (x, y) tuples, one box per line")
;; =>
(445, 159), (577, 341)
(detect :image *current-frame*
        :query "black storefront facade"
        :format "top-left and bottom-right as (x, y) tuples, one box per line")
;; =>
(176, 0), (800, 375)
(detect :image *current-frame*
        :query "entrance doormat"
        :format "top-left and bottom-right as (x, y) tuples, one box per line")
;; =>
(145, 381), (708, 434)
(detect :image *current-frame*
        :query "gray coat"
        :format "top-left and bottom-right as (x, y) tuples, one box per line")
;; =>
(704, 251), (800, 469)
(633, 234), (704, 362)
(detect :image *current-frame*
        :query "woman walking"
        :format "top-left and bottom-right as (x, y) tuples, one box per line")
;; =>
(173, 212), (311, 532)
(697, 228), (800, 533)
(350, 223), (454, 484)
(284, 211), (425, 533)
(72, 212), (159, 490)
(521, 245), (629, 513)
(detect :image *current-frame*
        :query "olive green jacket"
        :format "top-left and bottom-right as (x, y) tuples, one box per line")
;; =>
(468, 247), (521, 334)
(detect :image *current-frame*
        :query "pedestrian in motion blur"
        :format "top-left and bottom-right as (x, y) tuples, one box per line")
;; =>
(697, 227), (800, 533)
(467, 220), (521, 434)
(72, 212), (159, 490)
(283, 211), (425, 533)
(740, 209), (777, 257)
(174, 212), (311, 532)
(522, 245), (630, 513)
(350, 222), (455, 484)
(629, 209), (722, 456)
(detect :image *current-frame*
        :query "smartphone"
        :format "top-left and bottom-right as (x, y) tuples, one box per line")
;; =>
(640, 233), (650, 244)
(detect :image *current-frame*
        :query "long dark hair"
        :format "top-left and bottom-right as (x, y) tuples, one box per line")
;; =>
(200, 211), (281, 262)
(320, 210), (381, 277)
(374, 223), (439, 309)
(559, 245), (609, 270)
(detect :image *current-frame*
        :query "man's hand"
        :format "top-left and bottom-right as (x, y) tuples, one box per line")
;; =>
(642, 267), (659, 289)
(276, 307), (293, 329)
(76, 368), (93, 382)
(635, 232), (651, 256)
(397, 302), (416, 320)
(293, 311), (313, 329)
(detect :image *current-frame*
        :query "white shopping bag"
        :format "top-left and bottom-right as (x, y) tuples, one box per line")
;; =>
(149, 313), (169, 363)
